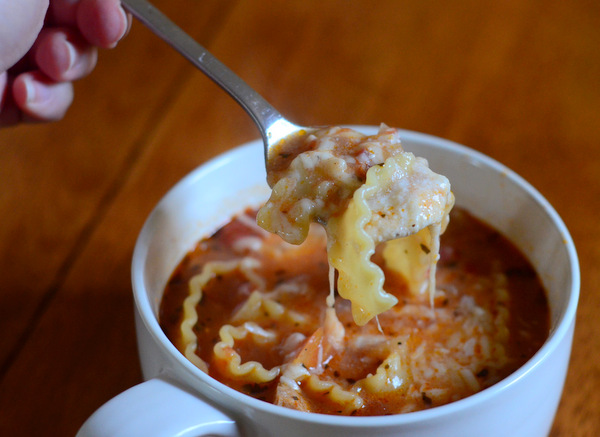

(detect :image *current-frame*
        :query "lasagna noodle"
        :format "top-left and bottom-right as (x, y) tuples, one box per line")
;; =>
(326, 170), (396, 326)
(276, 364), (364, 414)
(213, 323), (281, 383)
(361, 350), (411, 394)
(231, 290), (307, 325)
(304, 375), (364, 413)
(327, 152), (452, 325)
(180, 258), (263, 372)
(383, 224), (443, 302)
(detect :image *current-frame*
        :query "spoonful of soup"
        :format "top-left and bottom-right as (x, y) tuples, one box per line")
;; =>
(121, 0), (454, 325)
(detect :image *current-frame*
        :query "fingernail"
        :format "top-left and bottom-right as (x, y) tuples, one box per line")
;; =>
(108, 7), (131, 47)
(124, 10), (133, 37)
(64, 39), (78, 72)
(120, 7), (131, 38)
(23, 77), (36, 104)
(24, 77), (50, 106)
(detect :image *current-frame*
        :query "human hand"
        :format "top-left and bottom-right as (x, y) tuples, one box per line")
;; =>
(0, 0), (130, 126)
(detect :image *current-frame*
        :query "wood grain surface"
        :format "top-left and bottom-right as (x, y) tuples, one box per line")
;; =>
(0, 0), (598, 435)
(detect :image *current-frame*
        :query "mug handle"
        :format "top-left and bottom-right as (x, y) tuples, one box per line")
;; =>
(76, 378), (241, 437)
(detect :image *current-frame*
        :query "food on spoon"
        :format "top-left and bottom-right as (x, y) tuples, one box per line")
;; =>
(258, 125), (454, 325)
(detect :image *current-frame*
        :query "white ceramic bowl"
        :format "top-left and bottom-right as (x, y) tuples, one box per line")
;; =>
(78, 128), (579, 437)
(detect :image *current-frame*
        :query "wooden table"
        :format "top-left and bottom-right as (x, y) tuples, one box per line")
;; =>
(0, 0), (598, 435)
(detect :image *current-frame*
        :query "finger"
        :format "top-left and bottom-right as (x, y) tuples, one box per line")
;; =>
(33, 28), (98, 82)
(48, 0), (80, 26)
(77, 0), (129, 48)
(12, 71), (74, 121)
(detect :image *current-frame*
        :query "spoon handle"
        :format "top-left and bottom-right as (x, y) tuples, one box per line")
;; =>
(121, 0), (295, 149)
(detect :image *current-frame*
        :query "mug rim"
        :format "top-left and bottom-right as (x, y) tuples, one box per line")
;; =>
(131, 128), (580, 427)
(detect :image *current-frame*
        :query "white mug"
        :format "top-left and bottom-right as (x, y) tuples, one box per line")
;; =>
(78, 127), (579, 437)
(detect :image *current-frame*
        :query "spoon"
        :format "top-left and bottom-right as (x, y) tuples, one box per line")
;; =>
(120, 0), (305, 163)
(120, 0), (455, 328)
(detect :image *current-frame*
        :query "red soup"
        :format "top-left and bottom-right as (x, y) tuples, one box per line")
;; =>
(159, 207), (549, 416)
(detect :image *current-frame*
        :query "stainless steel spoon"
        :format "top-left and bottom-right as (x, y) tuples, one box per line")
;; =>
(120, 0), (306, 162)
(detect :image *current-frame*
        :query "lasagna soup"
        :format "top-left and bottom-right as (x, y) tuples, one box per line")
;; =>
(160, 126), (548, 415)
(159, 207), (549, 415)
